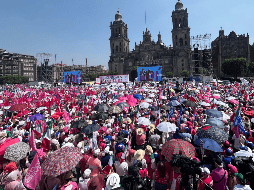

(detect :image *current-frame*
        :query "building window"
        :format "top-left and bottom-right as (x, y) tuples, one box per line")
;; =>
(185, 41), (187, 45)
(179, 38), (183, 46)
(176, 42), (177, 46)
(185, 34), (187, 39)
(175, 35), (177, 39)
(116, 46), (118, 52)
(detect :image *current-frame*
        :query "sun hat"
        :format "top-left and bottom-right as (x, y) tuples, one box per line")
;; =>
(136, 128), (144, 136)
(83, 168), (92, 178)
(228, 164), (238, 174)
(35, 139), (42, 144)
(134, 149), (145, 161)
(93, 148), (100, 156)
(119, 161), (128, 174)
(201, 167), (210, 175)
(145, 145), (153, 156)
(213, 157), (223, 168)
(116, 136), (124, 143)
(106, 173), (121, 190)
(0, 132), (7, 139)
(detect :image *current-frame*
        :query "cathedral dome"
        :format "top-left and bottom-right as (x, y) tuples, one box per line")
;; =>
(115, 10), (122, 21)
(175, 0), (183, 10)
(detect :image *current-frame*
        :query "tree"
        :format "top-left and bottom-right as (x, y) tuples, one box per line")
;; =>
(198, 68), (207, 75)
(180, 70), (190, 78)
(165, 71), (174, 78)
(0, 75), (29, 84)
(248, 62), (254, 76)
(221, 58), (248, 79)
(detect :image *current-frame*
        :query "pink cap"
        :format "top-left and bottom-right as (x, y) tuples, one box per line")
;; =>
(228, 164), (238, 174)
(224, 141), (230, 146)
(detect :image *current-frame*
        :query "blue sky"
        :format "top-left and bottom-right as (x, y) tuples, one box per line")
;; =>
(0, 0), (253, 68)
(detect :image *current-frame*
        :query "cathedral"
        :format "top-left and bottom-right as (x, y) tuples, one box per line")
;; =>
(108, 0), (192, 77)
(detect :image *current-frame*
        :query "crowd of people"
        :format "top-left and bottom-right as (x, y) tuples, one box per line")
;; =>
(0, 79), (254, 190)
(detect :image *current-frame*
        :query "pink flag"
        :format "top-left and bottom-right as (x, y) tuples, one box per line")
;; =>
(29, 130), (36, 151)
(63, 110), (71, 124)
(24, 153), (41, 189)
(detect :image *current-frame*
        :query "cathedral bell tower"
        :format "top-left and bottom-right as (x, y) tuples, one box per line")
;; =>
(171, 0), (191, 76)
(108, 10), (130, 74)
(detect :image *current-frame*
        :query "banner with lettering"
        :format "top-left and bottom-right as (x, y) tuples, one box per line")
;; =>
(99, 74), (129, 83)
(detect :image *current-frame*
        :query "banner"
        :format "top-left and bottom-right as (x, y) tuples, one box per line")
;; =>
(99, 74), (129, 83)
(96, 78), (101, 84)
(64, 71), (81, 84)
(137, 66), (162, 82)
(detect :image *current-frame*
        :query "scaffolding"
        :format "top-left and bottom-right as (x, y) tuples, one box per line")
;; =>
(36, 53), (53, 82)
(190, 34), (213, 76)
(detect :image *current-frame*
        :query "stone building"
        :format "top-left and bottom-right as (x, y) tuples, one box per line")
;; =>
(108, 0), (192, 77)
(211, 30), (250, 77)
(0, 49), (37, 81)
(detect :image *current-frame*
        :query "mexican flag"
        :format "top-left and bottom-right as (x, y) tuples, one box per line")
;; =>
(41, 120), (52, 152)
(34, 122), (42, 138)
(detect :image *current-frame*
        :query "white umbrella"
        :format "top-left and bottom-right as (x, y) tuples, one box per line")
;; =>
(144, 98), (153, 103)
(234, 150), (254, 161)
(137, 117), (151, 126)
(156, 122), (176, 133)
(219, 112), (230, 120)
(161, 96), (167, 100)
(140, 102), (150, 109)
(200, 102), (211, 106)
(226, 96), (236, 100)
(112, 99), (119, 103)
(4, 106), (11, 110)
(148, 94), (155, 98)
(36, 107), (47, 112)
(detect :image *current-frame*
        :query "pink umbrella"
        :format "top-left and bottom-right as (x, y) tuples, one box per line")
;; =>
(127, 100), (136, 107)
(213, 96), (220, 99)
(228, 99), (239, 104)
(118, 97), (128, 101)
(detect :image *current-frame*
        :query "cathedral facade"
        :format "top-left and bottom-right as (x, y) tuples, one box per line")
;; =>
(108, 0), (192, 77)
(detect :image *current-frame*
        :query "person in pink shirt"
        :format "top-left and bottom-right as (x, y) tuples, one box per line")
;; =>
(59, 171), (78, 190)
(179, 121), (186, 133)
(210, 157), (228, 190)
